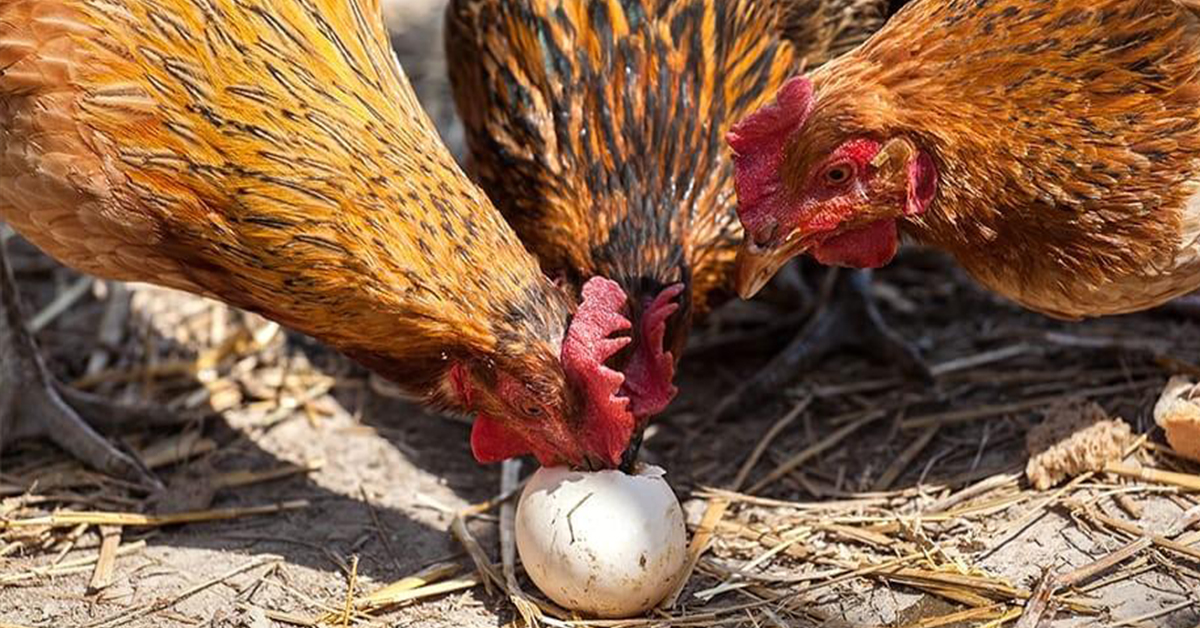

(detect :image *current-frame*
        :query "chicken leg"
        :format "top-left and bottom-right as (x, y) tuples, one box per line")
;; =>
(0, 242), (165, 486)
(715, 268), (930, 420)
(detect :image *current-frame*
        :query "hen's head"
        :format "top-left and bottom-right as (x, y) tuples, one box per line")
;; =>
(726, 76), (939, 298)
(456, 277), (680, 471)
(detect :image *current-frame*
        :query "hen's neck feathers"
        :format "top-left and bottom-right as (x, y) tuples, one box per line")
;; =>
(811, 0), (1200, 317)
(449, 0), (826, 315)
(0, 0), (569, 398)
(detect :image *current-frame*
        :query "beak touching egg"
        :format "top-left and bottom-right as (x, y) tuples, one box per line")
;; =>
(515, 464), (688, 617)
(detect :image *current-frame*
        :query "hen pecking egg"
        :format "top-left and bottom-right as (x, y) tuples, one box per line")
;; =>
(515, 464), (688, 618)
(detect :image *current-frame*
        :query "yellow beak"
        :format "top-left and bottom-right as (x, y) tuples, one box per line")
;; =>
(734, 235), (810, 299)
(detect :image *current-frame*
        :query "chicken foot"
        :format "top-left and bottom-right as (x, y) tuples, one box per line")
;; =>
(0, 242), (166, 487)
(714, 268), (930, 420)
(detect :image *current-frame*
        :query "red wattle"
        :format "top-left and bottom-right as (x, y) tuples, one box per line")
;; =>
(812, 220), (899, 269)
(470, 414), (533, 464)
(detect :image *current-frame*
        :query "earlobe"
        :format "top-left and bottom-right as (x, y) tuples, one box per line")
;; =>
(905, 150), (938, 216)
(448, 363), (472, 404)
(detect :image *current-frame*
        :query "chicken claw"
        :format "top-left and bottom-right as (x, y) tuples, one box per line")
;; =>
(0, 244), (174, 488)
(714, 268), (930, 421)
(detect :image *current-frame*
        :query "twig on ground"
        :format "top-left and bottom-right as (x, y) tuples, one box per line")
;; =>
(82, 554), (281, 628)
(2, 500), (309, 529)
(86, 524), (122, 593)
(29, 276), (93, 333)
(732, 397), (812, 492)
(748, 410), (887, 494)
(339, 555), (359, 627)
(358, 485), (403, 573)
(875, 425), (940, 491)
(664, 498), (729, 608)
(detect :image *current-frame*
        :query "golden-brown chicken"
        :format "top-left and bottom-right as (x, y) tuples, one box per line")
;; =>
(0, 0), (646, 480)
(730, 0), (1200, 322)
(446, 0), (912, 426)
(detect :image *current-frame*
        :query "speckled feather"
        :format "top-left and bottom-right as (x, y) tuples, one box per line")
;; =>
(0, 0), (572, 402)
(445, 0), (886, 326)
(796, 0), (1200, 318)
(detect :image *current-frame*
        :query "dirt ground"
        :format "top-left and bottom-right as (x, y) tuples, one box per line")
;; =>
(3, 2), (1200, 627)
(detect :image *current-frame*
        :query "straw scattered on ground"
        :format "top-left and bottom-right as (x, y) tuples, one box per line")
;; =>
(3, 2), (1200, 626)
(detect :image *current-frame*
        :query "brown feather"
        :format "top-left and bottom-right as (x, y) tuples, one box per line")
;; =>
(0, 0), (572, 404)
(446, 0), (887, 328)
(789, 0), (1200, 318)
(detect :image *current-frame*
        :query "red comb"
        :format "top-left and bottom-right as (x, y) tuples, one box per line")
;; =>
(727, 76), (815, 233)
(726, 76), (814, 155)
(562, 277), (635, 466)
(622, 284), (683, 418)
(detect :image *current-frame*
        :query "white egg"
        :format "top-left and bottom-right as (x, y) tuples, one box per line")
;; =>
(515, 464), (688, 618)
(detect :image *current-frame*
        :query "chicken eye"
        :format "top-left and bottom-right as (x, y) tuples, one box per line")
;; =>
(521, 402), (544, 418)
(824, 162), (855, 186)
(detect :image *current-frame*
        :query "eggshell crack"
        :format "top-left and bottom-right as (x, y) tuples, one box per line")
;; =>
(514, 464), (687, 618)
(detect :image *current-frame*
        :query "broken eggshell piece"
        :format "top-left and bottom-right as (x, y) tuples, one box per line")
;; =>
(514, 464), (688, 618)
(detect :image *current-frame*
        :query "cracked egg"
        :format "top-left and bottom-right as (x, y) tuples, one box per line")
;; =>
(514, 464), (688, 618)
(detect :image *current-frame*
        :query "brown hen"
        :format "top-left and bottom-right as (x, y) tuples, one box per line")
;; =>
(731, 0), (1200, 322)
(0, 0), (644, 481)
(446, 0), (918, 427)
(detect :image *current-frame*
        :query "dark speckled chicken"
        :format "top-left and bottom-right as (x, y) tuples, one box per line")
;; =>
(447, 0), (918, 429)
